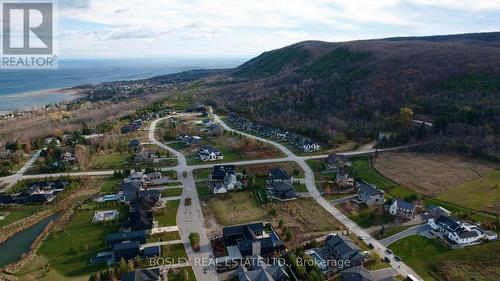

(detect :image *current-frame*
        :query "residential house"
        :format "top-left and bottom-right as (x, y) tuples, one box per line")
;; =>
(44, 137), (60, 146)
(389, 200), (415, 219)
(198, 146), (223, 161)
(322, 234), (364, 270)
(428, 215), (485, 245)
(222, 223), (285, 258)
(177, 134), (202, 146)
(121, 180), (142, 202)
(235, 256), (289, 281)
(214, 174), (241, 194)
(336, 173), (354, 187)
(357, 182), (384, 206)
(325, 153), (351, 171)
(124, 195), (159, 231)
(202, 118), (214, 127)
(208, 124), (222, 136)
(62, 151), (75, 162)
(267, 168), (290, 184)
(113, 241), (140, 260)
(268, 181), (296, 201)
(121, 269), (162, 281)
(211, 165), (236, 182)
(128, 139), (142, 153)
(106, 230), (147, 246)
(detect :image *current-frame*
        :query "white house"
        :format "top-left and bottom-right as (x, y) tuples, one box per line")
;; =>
(336, 173), (354, 187)
(389, 199), (415, 219)
(428, 215), (486, 245)
(213, 174), (241, 194)
(198, 146), (224, 161)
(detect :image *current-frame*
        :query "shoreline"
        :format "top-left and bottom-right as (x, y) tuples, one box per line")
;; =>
(0, 88), (81, 115)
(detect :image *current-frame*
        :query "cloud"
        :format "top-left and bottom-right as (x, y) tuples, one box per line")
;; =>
(56, 0), (500, 58)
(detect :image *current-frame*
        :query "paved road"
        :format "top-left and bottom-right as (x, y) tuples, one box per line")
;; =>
(215, 115), (424, 281)
(0, 149), (42, 191)
(149, 118), (218, 281)
(330, 195), (357, 205)
(380, 224), (431, 246)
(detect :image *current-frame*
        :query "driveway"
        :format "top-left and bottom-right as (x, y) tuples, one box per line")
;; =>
(380, 224), (431, 246)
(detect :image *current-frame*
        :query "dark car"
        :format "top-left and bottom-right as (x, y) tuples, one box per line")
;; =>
(383, 257), (391, 263)
(368, 243), (374, 249)
(385, 249), (393, 255)
(394, 256), (402, 262)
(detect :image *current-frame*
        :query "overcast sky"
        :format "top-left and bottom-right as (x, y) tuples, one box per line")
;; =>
(57, 0), (500, 59)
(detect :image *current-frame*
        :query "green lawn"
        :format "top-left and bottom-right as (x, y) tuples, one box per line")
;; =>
(168, 267), (196, 281)
(351, 158), (414, 198)
(345, 204), (393, 228)
(389, 236), (500, 281)
(305, 159), (326, 173)
(90, 152), (132, 170)
(161, 243), (188, 262)
(99, 177), (121, 193)
(161, 188), (184, 198)
(0, 205), (41, 228)
(156, 200), (180, 226)
(196, 182), (213, 198)
(293, 183), (308, 192)
(193, 168), (210, 180)
(437, 170), (500, 213)
(374, 225), (414, 239)
(147, 231), (181, 243)
(38, 206), (126, 277)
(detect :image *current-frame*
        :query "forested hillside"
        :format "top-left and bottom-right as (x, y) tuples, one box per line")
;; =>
(178, 32), (500, 160)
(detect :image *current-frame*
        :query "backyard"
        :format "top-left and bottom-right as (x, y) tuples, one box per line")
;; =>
(156, 199), (180, 227)
(0, 205), (42, 228)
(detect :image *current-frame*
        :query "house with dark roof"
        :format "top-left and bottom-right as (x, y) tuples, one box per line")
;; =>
(325, 153), (350, 171)
(322, 234), (364, 270)
(357, 182), (384, 206)
(106, 230), (147, 246)
(389, 199), (415, 219)
(267, 168), (290, 184)
(128, 139), (142, 153)
(428, 215), (485, 245)
(121, 180), (142, 202)
(222, 223), (285, 258)
(198, 146), (223, 161)
(121, 268), (162, 281)
(211, 165), (236, 182)
(113, 241), (140, 260)
(235, 256), (289, 281)
(268, 181), (296, 201)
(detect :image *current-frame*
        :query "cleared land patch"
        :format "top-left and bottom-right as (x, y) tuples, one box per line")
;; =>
(373, 152), (498, 196)
(437, 170), (500, 214)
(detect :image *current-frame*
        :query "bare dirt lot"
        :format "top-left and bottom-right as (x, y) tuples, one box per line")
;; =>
(373, 152), (499, 196)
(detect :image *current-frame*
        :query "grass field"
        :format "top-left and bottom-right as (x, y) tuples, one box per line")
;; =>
(351, 158), (414, 199)
(147, 231), (181, 243)
(373, 225), (414, 239)
(161, 243), (188, 263)
(168, 267), (196, 281)
(203, 191), (268, 226)
(293, 183), (308, 192)
(156, 200), (180, 227)
(437, 171), (500, 214)
(196, 182), (212, 199)
(0, 205), (41, 228)
(389, 236), (500, 281)
(161, 188), (184, 197)
(99, 177), (121, 193)
(340, 203), (393, 228)
(38, 207), (125, 277)
(90, 152), (132, 170)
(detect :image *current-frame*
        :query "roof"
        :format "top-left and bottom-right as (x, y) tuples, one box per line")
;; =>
(268, 168), (290, 181)
(358, 182), (384, 197)
(106, 230), (146, 244)
(435, 215), (460, 231)
(455, 228), (481, 239)
(143, 246), (161, 256)
(113, 241), (140, 251)
(339, 266), (399, 281)
(121, 268), (161, 281)
(394, 199), (415, 211)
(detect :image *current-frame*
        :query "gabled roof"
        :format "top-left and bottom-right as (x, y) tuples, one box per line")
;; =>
(121, 268), (161, 281)
(394, 199), (415, 211)
(435, 215), (460, 232)
(268, 168), (290, 181)
(113, 241), (140, 251)
(358, 182), (384, 197)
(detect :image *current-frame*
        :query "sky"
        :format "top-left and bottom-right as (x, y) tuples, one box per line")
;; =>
(56, 0), (500, 59)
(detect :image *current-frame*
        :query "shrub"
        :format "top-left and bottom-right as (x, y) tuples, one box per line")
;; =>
(189, 232), (200, 251)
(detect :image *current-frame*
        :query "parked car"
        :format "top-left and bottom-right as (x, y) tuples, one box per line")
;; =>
(368, 243), (374, 249)
(383, 257), (391, 263)
(357, 235), (365, 240)
(394, 256), (402, 262)
(385, 249), (393, 255)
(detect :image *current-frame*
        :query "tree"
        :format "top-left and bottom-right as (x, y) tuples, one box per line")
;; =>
(74, 144), (89, 171)
(398, 107), (414, 127)
(22, 142), (32, 154)
(119, 257), (127, 273)
(126, 259), (135, 272)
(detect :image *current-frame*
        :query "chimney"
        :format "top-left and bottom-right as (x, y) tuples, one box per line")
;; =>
(252, 241), (261, 256)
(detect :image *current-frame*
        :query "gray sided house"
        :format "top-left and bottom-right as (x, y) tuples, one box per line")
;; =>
(235, 255), (289, 281)
(325, 153), (350, 171)
(268, 181), (296, 201)
(389, 199), (415, 218)
(323, 234), (364, 270)
(357, 182), (384, 206)
(267, 168), (290, 184)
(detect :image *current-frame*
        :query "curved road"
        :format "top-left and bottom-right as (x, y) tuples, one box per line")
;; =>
(1, 115), (425, 281)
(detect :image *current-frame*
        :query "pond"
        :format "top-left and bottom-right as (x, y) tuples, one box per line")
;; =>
(0, 213), (59, 268)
